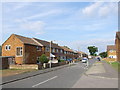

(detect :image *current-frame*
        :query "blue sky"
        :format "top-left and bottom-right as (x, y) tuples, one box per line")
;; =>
(1, 2), (118, 54)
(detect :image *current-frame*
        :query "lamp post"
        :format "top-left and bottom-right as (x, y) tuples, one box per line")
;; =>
(49, 41), (52, 68)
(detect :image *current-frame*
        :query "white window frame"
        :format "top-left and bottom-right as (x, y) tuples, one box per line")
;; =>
(56, 49), (59, 53)
(16, 47), (23, 57)
(52, 48), (55, 52)
(8, 45), (11, 50)
(5, 45), (11, 50)
(64, 51), (66, 54)
(36, 46), (42, 51)
(60, 49), (63, 53)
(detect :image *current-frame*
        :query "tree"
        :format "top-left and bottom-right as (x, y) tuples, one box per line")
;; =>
(99, 52), (107, 58)
(87, 46), (98, 56)
(38, 54), (49, 65)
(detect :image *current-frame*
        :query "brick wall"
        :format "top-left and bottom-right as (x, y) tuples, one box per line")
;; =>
(116, 37), (120, 62)
(2, 34), (24, 64)
(24, 44), (43, 64)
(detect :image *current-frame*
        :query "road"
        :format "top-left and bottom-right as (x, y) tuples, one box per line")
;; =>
(2, 59), (96, 88)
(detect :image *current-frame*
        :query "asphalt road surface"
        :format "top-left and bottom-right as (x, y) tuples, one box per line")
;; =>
(2, 59), (96, 88)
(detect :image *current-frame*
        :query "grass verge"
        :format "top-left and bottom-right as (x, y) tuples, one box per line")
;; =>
(0, 69), (37, 77)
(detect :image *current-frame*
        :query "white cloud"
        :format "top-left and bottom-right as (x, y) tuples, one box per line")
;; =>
(82, 2), (102, 17)
(25, 10), (60, 20)
(4, 3), (31, 13)
(82, 2), (117, 18)
(14, 16), (46, 34)
(17, 20), (45, 34)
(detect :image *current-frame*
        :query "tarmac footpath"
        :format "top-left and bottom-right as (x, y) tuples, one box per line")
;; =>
(72, 61), (118, 88)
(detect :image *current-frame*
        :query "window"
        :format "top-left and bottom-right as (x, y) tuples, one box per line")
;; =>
(110, 50), (115, 52)
(5, 45), (11, 50)
(56, 49), (58, 52)
(45, 47), (50, 52)
(36, 46), (42, 51)
(52, 48), (55, 52)
(64, 51), (66, 54)
(16, 47), (23, 56)
(60, 49), (63, 53)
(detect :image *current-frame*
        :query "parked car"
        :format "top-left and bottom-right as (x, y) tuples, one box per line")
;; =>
(82, 57), (88, 63)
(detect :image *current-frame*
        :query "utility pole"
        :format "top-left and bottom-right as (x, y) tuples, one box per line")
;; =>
(49, 41), (52, 68)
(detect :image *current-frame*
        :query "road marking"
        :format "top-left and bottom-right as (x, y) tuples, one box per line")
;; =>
(32, 76), (58, 87)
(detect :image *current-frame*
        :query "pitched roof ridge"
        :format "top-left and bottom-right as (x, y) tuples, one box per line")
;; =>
(31, 38), (43, 46)
(14, 34), (32, 39)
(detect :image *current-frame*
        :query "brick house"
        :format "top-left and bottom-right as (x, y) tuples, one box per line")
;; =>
(2, 34), (78, 64)
(32, 38), (65, 60)
(77, 51), (88, 58)
(107, 45), (117, 61)
(2, 34), (43, 64)
(60, 46), (75, 60)
(115, 32), (120, 62)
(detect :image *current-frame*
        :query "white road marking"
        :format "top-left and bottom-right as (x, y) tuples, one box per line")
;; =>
(32, 76), (58, 87)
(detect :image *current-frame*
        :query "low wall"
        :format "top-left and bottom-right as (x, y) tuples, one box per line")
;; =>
(103, 58), (117, 62)
(38, 61), (67, 70)
(10, 64), (38, 69)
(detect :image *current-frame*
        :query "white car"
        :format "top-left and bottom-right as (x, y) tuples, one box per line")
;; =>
(82, 58), (88, 63)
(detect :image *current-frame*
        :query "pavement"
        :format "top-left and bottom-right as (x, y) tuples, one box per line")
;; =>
(72, 61), (118, 88)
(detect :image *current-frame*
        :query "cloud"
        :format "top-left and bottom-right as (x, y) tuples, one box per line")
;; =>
(82, 2), (117, 18)
(57, 38), (115, 54)
(82, 2), (102, 17)
(13, 19), (45, 35)
(25, 10), (61, 20)
(20, 21), (45, 34)
(3, 2), (31, 13)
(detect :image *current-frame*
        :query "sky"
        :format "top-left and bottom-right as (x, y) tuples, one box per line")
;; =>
(1, 1), (118, 54)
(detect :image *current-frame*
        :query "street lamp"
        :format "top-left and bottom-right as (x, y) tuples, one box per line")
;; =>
(49, 40), (56, 68)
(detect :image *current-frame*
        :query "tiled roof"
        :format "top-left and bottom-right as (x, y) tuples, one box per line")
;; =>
(107, 45), (116, 51)
(60, 46), (74, 52)
(77, 51), (87, 54)
(14, 34), (40, 46)
(33, 38), (62, 49)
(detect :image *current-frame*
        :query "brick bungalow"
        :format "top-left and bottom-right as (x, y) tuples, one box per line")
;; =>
(115, 32), (120, 62)
(107, 45), (117, 61)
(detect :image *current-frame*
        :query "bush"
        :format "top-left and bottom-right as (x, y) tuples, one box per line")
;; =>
(39, 54), (49, 64)
(58, 59), (65, 62)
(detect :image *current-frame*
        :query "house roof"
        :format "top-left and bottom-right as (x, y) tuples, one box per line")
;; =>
(77, 51), (87, 55)
(116, 32), (120, 39)
(107, 45), (116, 51)
(33, 38), (62, 49)
(14, 34), (41, 46)
(60, 46), (74, 52)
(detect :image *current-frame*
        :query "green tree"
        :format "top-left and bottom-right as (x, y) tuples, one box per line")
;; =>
(99, 52), (107, 58)
(38, 54), (49, 65)
(87, 46), (98, 56)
